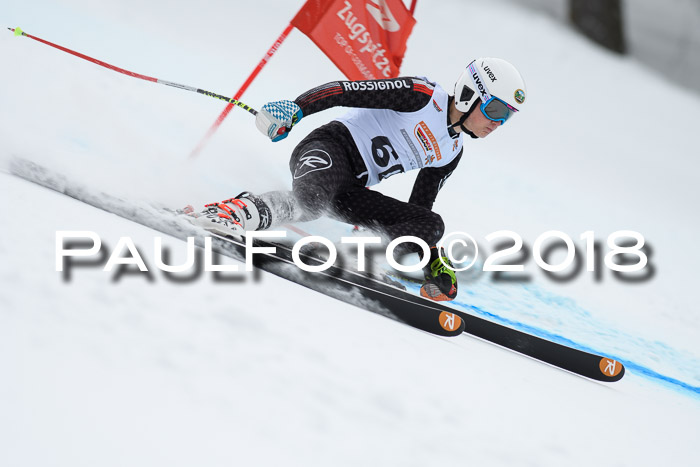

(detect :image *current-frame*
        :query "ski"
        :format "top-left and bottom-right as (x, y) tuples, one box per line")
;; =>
(214, 232), (625, 382)
(209, 232), (465, 337)
(9, 158), (625, 381)
(9, 158), (463, 338)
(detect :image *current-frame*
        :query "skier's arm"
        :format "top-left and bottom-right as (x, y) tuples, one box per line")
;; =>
(294, 77), (435, 116)
(256, 77), (435, 142)
(408, 149), (463, 211)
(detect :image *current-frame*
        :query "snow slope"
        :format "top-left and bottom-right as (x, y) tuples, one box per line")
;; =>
(1, 0), (699, 465)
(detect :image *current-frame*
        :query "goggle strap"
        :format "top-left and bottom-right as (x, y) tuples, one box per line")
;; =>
(468, 62), (492, 103)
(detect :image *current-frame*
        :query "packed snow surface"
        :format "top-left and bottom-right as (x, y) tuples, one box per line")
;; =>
(1, 0), (699, 465)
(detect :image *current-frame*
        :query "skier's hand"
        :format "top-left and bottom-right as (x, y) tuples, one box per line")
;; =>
(255, 100), (303, 142)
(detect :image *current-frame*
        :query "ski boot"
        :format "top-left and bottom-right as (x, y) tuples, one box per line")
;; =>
(188, 192), (271, 238)
(420, 247), (458, 302)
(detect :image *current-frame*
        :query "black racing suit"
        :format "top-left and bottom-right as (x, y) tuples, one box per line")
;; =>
(261, 77), (463, 250)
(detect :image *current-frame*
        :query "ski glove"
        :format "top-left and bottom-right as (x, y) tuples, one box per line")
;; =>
(255, 100), (304, 142)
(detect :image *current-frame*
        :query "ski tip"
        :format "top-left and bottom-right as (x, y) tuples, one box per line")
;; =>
(439, 311), (464, 335)
(599, 357), (625, 382)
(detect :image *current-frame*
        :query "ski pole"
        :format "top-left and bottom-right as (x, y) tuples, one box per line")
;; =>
(7, 27), (258, 116)
(189, 23), (294, 158)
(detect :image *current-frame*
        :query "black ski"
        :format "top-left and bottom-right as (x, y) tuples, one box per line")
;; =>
(9, 158), (625, 381)
(214, 232), (625, 382)
(8, 158), (463, 337)
(206, 232), (465, 337)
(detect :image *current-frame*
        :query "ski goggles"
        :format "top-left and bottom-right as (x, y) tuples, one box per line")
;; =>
(480, 96), (518, 124)
(467, 62), (518, 124)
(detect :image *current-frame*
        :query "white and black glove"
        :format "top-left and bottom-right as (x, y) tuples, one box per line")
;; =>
(255, 100), (304, 142)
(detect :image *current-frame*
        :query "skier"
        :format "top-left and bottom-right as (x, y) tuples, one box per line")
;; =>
(194, 57), (527, 301)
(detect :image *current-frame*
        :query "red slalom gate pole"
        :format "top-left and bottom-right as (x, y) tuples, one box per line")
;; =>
(410, 0), (417, 15)
(189, 23), (295, 159)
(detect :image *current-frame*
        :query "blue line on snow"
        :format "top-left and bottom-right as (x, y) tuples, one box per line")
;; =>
(401, 281), (700, 399)
(464, 302), (700, 397)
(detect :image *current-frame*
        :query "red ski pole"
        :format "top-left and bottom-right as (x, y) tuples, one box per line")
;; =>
(7, 27), (258, 116)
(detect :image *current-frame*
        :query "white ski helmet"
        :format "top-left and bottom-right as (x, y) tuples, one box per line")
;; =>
(454, 57), (526, 123)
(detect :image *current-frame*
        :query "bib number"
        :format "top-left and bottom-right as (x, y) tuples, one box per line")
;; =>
(371, 136), (405, 181)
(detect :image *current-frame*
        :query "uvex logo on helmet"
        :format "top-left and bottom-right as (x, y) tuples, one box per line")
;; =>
(483, 65), (497, 82)
(365, 0), (401, 32)
(472, 73), (489, 98)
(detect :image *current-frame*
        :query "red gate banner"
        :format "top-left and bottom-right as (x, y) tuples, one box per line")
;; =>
(292, 0), (416, 80)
